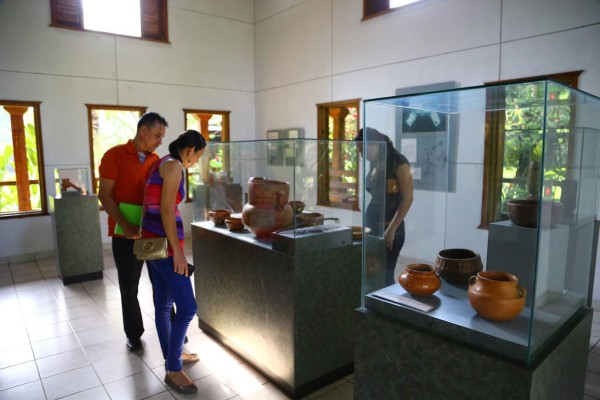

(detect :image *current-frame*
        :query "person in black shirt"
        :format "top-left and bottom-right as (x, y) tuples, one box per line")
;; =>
(355, 127), (414, 286)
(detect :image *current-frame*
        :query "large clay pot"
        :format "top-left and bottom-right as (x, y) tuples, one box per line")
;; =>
(435, 248), (483, 284)
(242, 177), (294, 239)
(468, 271), (526, 322)
(398, 264), (441, 297)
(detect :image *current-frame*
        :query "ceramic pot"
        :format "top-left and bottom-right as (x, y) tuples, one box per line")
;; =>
(289, 201), (305, 215)
(468, 271), (526, 321)
(296, 212), (324, 226)
(398, 264), (441, 296)
(506, 199), (564, 228)
(435, 248), (483, 284)
(242, 177), (293, 239)
(224, 217), (244, 232)
(208, 209), (230, 225)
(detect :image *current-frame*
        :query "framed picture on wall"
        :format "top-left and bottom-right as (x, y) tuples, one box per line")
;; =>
(267, 130), (284, 140)
(267, 128), (305, 166)
(394, 81), (457, 192)
(267, 130), (285, 166)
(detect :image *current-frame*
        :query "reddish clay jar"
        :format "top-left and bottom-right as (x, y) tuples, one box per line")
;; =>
(398, 264), (441, 297)
(468, 271), (527, 322)
(242, 177), (294, 239)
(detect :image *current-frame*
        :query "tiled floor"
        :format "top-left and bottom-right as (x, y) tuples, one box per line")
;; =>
(1, 244), (600, 400)
(0, 243), (353, 400)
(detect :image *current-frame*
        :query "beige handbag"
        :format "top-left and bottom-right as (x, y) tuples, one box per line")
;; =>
(133, 237), (168, 260)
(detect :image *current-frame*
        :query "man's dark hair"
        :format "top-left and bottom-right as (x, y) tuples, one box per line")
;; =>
(137, 112), (168, 130)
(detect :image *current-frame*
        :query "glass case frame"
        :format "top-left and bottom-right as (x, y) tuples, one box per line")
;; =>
(191, 139), (365, 249)
(361, 79), (600, 365)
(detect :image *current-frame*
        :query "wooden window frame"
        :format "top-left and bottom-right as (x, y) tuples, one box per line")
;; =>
(0, 100), (47, 219)
(363, 0), (424, 20)
(183, 109), (231, 203)
(479, 71), (583, 229)
(50, 0), (169, 43)
(317, 99), (361, 211)
(86, 104), (147, 195)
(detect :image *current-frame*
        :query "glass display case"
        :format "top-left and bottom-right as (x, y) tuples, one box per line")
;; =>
(361, 79), (600, 365)
(54, 167), (89, 197)
(191, 139), (364, 248)
(190, 139), (365, 396)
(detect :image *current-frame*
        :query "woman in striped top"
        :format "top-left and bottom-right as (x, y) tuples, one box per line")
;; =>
(142, 130), (206, 394)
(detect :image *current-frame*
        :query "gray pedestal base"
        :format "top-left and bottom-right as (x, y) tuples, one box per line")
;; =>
(49, 195), (104, 285)
(192, 222), (361, 399)
(354, 308), (592, 400)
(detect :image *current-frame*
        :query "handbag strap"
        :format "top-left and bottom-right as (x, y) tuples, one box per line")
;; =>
(138, 159), (161, 237)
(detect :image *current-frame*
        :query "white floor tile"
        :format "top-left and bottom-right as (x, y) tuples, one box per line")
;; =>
(103, 370), (167, 400)
(41, 365), (102, 400)
(36, 348), (90, 378)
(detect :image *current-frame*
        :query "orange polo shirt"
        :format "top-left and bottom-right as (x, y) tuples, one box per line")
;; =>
(99, 140), (160, 237)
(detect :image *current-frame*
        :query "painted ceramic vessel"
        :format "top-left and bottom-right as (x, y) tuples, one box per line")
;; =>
(398, 264), (441, 297)
(242, 177), (293, 239)
(468, 271), (526, 321)
(435, 248), (483, 284)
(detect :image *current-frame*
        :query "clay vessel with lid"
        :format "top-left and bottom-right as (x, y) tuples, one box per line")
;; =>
(398, 264), (441, 297)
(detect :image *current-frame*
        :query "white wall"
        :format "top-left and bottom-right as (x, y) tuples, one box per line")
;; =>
(253, 0), (600, 296)
(0, 0), (255, 260)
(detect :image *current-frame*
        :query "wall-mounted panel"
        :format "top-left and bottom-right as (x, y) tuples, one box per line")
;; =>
(117, 8), (254, 91)
(255, 78), (331, 140)
(0, 1), (116, 79)
(502, 0), (600, 42)
(171, 0), (254, 23)
(501, 25), (600, 95)
(332, 0), (501, 75)
(255, 0), (332, 90)
(254, 0), (308, 23)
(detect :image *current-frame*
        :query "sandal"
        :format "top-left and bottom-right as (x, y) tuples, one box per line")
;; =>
(182, 352), (200, 365)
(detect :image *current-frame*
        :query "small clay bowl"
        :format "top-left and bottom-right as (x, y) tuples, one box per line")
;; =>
(209, 209), (230, 225)
(289, 200), (305, 215)
(296, 211), (324, 226)
(225, 217), (244, 231)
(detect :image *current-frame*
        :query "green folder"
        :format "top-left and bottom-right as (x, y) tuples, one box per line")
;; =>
(114, 202), (143, 235)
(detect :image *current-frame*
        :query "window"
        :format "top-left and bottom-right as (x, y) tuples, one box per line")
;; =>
(363, 0), (424, 20)
(0, 101), (47, 218)
(86, 105), (146, 193)
(479, 71), (582, 228)
(317, 99), (361, 210)
(50, 0), (169, 42)
(183, 109), (230, 202)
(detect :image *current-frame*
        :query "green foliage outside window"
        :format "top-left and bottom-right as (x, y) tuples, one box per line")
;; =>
(500, 84), (572, 215)
(0, 106), (42, 213)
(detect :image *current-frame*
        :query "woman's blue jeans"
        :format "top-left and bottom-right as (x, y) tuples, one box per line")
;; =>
(147, 257), (197, 372)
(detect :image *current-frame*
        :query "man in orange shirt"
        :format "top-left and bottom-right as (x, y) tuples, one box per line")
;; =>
(98, 112), (167, 352)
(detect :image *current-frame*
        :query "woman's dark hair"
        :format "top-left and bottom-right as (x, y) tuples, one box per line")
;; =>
(355, 127), (399, 160)
(168, 130), (207, 161)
